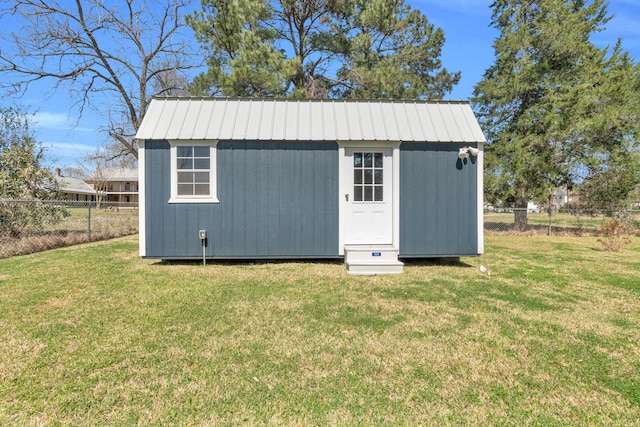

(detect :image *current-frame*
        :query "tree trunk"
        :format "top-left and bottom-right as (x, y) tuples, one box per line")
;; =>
(514, 197), (528, 231)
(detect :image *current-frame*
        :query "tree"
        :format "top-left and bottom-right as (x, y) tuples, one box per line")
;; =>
(473, 0), (639, 230)
(60, 166), (86, 179)
(0, 106), (58, 199)
(79, 145), (131, 209)
(87, 167), (110, 210)
(577, 151), (640, 211)
(0, 106), (65, 237)
(0, 0), (200, 161)
(336, 0), (459, 99)
(186, 0), (459, 99)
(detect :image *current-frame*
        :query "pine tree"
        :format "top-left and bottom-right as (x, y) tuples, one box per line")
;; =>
(474, 0), (639, 229)
(187, 0), (459, 99)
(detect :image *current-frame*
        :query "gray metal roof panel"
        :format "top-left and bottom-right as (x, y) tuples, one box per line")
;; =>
(149, 99), (172, 140)
(333, 101), (348, 140)
(55, 176), (95, 194)
(90, 168), (139, 182)
(426, 103), (448, 141)
(404, 103), (422, 140)
(136, 98), (486, 143)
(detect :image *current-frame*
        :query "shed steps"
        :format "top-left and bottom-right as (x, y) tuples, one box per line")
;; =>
(344, 245), (403, 275)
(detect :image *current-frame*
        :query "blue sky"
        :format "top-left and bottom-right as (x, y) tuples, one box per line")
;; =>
(3, 0), (640, 169)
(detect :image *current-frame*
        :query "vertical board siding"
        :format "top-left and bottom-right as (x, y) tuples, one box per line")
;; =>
(145, 140), (339, 259)
(399, 143), (478, 257)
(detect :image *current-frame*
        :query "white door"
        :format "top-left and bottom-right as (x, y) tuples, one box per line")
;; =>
(344, 148), (393, 244)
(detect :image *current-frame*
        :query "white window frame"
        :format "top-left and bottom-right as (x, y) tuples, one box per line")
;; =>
(169, 140), (219, 204)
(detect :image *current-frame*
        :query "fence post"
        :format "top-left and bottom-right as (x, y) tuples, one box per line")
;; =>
(547, 193), (553, 236)
(87, 204), (92, 242)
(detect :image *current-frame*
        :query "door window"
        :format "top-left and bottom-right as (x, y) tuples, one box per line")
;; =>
(353, 152), (383, 202)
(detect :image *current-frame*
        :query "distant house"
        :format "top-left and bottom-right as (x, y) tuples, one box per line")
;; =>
(87, 168), (139, 205)
(54, 169), (95, 201)
(550, 187), (575, 211)
(136, 98), (486, 274)
(555, 187), (572, 210)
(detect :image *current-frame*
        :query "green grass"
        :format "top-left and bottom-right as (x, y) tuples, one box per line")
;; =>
(1, 235), (639, 425)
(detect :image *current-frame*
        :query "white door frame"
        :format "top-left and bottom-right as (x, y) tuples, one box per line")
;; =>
(338, 141), (400, 255)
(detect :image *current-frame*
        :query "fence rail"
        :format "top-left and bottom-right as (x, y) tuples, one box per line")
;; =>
(484, 208), (640, 235)
(1, 199), (138, 258)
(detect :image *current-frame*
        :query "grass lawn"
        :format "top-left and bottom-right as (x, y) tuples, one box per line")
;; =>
(1, 235), (639, 425)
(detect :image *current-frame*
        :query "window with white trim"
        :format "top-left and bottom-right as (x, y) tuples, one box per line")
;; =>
(169, 141), (218, 203)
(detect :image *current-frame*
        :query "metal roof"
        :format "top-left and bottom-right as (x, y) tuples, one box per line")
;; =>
(55, 175), (96, 195)
(88, 168), (138, 182)
(136, 98), (486, 143)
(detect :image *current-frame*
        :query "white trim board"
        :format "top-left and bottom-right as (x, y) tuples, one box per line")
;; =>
(338, 141), (401, 256)
(138, 140), (146, 257)
(477, 142), (485, 255)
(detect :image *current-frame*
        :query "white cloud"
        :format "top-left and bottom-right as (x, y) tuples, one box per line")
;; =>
(43, 141), (97, 167)
(46, 141), (94, 152)
(33, 111), (71, 129)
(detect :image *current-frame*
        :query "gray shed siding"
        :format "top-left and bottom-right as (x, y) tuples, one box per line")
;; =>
(144, 140), (339, 259)
(399, 143), (479, 257)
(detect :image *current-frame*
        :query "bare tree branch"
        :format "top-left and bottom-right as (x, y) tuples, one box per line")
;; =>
(0, 0), (202, 161)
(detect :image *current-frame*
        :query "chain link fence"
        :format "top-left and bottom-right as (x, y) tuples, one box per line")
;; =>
(484, 208), (640, 236)
(1, 199), (138, 258)
(2, 199), (639, 258)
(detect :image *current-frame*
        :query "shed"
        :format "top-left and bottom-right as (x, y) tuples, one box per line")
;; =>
(136, 98), (485, 274)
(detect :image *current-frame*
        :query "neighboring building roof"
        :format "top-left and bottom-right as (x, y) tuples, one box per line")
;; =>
(89, 168), (138, 182)
(136, 97), (486, 143)
(55, 175), (96, 195)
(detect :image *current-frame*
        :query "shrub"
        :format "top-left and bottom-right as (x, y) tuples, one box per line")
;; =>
(0, 200), (69, 239)
(597, 218), (632, 252)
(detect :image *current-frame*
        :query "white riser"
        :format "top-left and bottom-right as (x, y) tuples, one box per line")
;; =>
(345, 261), (404, 275)
(344, 245), (403, 275)
(345, 252), (399, 262)
(344, 245), (399, 262)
